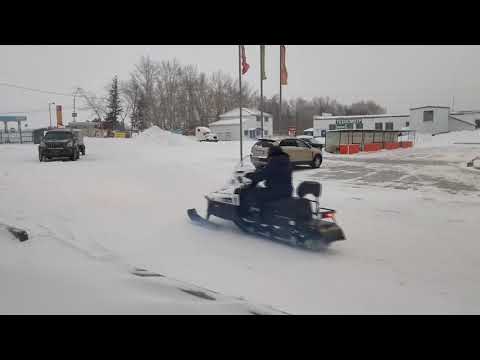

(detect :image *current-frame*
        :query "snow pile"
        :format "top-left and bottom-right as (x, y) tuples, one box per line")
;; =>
(135, 126), (196, 147)
(0, 223), (283, 314)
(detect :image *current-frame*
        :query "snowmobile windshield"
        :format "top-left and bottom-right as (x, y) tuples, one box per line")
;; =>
(233, 156), (256, 173)
(223, 156), (256, 188)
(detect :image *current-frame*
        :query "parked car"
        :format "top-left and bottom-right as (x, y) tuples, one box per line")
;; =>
(250, 137), (323, 169)
(38, 129), (81, 162)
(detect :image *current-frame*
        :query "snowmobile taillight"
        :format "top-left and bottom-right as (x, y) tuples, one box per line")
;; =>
(322, 212), (336, 221)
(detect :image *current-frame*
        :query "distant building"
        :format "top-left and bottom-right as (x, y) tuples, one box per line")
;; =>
(313, 105), (479, 137)
(66, 121), (99, 137)
(208, 108), (273, 141)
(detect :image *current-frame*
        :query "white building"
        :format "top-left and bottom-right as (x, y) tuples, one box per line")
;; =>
(208, 108), (273, 141)
(313, 105), (479, 136)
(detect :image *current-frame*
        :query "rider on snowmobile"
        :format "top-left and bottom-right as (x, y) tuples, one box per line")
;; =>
(243, 145), (293, 220)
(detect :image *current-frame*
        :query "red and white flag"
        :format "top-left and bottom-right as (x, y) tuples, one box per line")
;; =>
(280, 45), (288, 85)
(240, 45), (250, 75)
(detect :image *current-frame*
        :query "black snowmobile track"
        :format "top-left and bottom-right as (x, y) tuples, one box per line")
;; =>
(187, 209), (338, 251)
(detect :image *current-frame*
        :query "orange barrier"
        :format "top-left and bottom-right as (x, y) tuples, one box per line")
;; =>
(348, 144), (360, 154)
(339, 145), (349, 154)
(339, 144), (360, 154)
(339, 142), (412, 154)
(384, 142), (400, 150)
(364, 143), (382, 152)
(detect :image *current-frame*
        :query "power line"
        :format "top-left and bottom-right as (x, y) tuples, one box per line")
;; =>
(0, 81), (108, 100)
(0, 81), (74, 97)
(0, 106), (92, 115)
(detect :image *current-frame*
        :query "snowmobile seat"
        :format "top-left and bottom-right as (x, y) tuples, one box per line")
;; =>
(297, 181), (322, 199)
(264, 197), (312, 223)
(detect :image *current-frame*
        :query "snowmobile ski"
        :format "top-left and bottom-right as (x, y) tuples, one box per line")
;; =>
(187, 208), (219, 228)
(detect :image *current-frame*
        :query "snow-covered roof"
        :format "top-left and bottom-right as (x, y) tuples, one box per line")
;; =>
(450, 110), (480, 115)
(219, 108), (272, 119)
(314, 114), (409, 120)
(410, 106), (450, 110)
(448, 115), (476, 126)
(209, 118), (246, 126)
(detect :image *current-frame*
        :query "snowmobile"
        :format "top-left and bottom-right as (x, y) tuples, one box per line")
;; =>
(187, 159), (346, 250)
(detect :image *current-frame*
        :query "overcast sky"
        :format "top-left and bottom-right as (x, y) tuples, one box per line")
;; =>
(1, 45), (479, 129)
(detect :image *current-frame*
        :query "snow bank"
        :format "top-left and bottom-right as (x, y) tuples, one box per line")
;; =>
(0, 222), (282, 314)
(135, 126), (196, 147)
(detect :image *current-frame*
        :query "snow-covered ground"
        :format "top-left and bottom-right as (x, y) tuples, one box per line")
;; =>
(1, 127), (480, 314)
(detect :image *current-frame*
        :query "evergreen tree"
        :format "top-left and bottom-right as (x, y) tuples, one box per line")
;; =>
(105, 76), (123, 130)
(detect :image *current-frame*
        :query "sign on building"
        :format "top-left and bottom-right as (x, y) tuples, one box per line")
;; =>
(335, 119), (362, 130)
(288, 127), (296, 136)
(56, 105), (63, 127)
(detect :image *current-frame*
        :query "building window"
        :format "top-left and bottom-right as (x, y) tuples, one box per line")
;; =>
(264, 130), (268, 136)
(264, 117), (269, 122)
(346, 122), (354, 129)
(329, 124), (336, 130)
(385, 122), (394, 130)
(475, 120), (480, 129)
(405, 121), (410, 127)
(356, 122), (363, 129)
(375, 122), (383, 130)
(423, 110), (434, 122)
(244, 130), (248, 136)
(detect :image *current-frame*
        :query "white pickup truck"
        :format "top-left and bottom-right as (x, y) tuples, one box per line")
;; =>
(195, 127), (218, 142)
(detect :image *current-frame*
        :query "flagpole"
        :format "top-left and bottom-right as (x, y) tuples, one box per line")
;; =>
(260, 45), (264, 138)
(279, 45), (282, 135)
(239, 45), (243, 166)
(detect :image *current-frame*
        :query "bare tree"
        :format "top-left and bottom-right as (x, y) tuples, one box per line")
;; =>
(77, 88), (107, 120)
(120, 76), (141, 129)
(132, 55), (161, 128)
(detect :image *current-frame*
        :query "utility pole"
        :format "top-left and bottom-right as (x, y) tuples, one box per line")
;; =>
(73, 94), (76, 123)
(48, 102), (55, 128)
(260, 45), (265, 138)
(73, 88), (81, 123)
(279, 46), (282, 133)
(238, 45), (243, 166)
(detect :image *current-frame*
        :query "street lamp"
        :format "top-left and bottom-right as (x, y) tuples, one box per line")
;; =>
(48, 102), (56, 129)
(72, 88), (81, 123)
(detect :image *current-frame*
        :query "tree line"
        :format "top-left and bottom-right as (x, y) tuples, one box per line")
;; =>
(82, 55), (387, 134)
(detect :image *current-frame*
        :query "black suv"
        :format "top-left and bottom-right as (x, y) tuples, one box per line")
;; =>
(38, 129), (81, 162)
